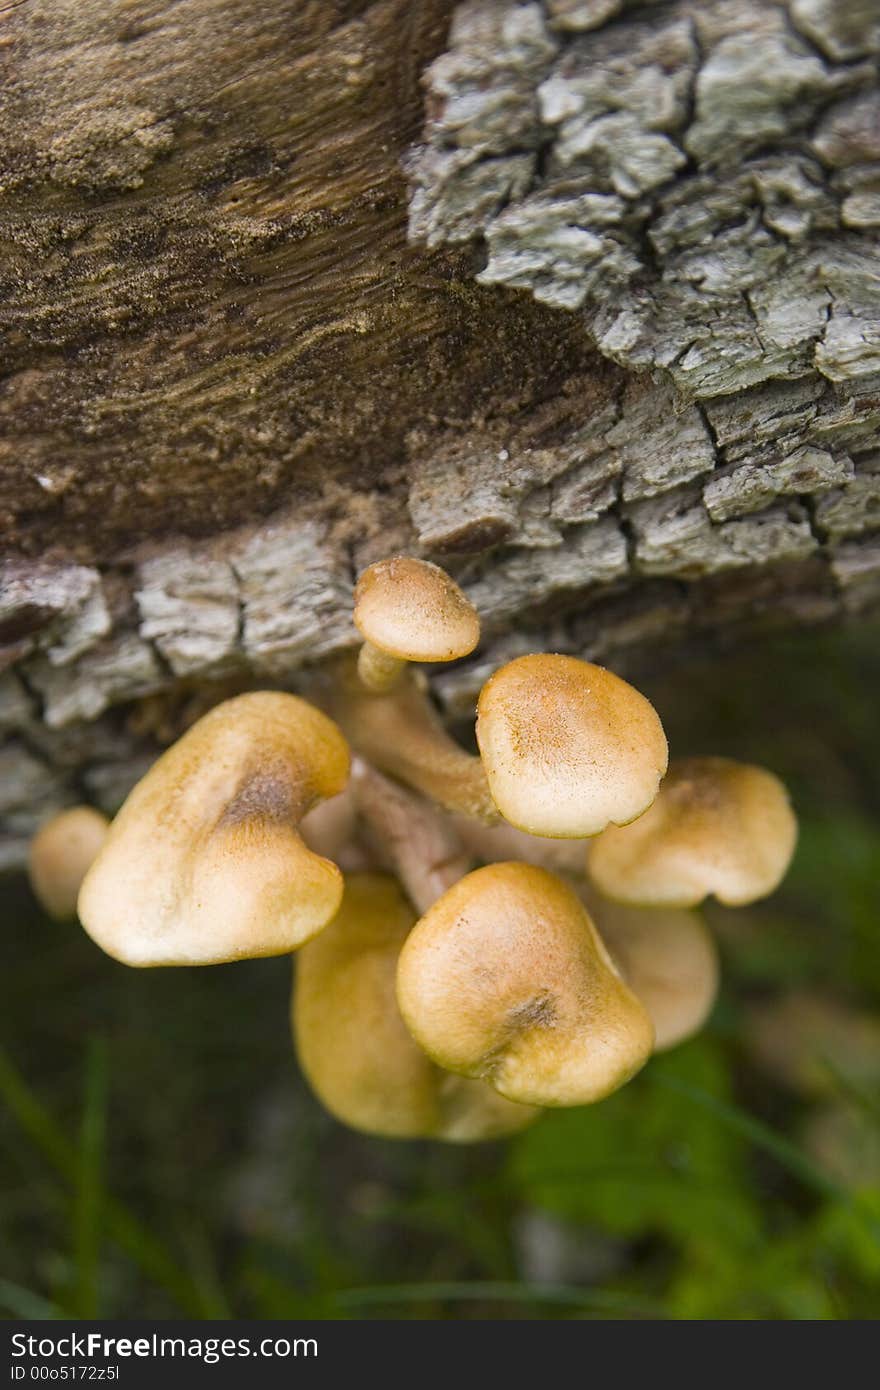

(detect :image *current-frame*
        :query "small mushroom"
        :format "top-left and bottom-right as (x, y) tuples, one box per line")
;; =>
(333, 666), (497, 822)
(78, 691), (350, 966)
(353, 556), (480, 693)
(588, 756), (798, 907)
(396, 862), (654, 1108)
(476, 654), (668, 838)
(28, 806), (110, 921)
(293, 873), (539, 1141)
(578, 884), (719, 1051)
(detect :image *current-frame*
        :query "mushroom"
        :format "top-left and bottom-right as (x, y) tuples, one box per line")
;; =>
(77, 691), (350, 967)
(28, 806), (110, 921)
(353, 556), (480, 693)
(476, 654), (668, 838)
(588, 756), (798, 908)
(577, 884), (719, 1051)
(293, 873), (539, 1141)
(396, 862), (654, 1108)
(332, 664), (497, 822)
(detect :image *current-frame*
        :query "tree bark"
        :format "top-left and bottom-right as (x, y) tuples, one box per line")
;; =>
(1, 0), (879, 869)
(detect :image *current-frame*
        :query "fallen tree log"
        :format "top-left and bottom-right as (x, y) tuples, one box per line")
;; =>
(1, 0), (878, 869)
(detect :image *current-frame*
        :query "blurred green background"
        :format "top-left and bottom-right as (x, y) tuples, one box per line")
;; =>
(2, 621), (879, 1321)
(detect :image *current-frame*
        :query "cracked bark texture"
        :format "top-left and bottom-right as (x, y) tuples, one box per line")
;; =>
(1, 0), (879, 871)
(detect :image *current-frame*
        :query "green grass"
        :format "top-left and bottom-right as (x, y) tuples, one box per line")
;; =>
(1, 622), (879, 1320)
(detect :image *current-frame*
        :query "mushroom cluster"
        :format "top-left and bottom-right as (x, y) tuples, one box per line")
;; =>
(29, 555), (799, 1142)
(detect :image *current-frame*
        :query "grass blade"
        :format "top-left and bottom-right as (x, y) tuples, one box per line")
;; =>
(73, 1039), (107, 1318)
(334, 1281), (666, 1317)
(0, 1046), (214, 1316)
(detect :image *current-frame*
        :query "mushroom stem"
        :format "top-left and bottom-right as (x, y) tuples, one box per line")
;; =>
(331, 665), (499, 824)
(351, 758), (472, 914)
(300, 783), (373, 873)
(448, 814), (589, 877)
(357, 641), (406, 693)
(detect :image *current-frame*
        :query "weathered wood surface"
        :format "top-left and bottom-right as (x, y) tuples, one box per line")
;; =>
(1, 0), (879, 869)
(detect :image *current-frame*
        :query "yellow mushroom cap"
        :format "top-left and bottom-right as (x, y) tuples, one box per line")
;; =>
(580, 885), (719, 1051)
(28, 806), (110, 921)
(293, 873), (538, 1141)
(476, 654), (668, 838)
(396, 862), (654, 1108)
(77, 691), (350, 967)
(588, 756), (798, 908)
(353, 556), (480, 663)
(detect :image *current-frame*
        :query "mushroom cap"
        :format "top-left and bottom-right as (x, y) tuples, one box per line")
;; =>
(293, 873), (538, 1141)
(78, 691), (350, 967)
(580, 885), (719, 1051)
(588, 756), (797, 907)
(396, 862), (654, 1108)
(476, 654), (668, 838)
(28, 806), (110, 920)
(353, 556), (480, 663)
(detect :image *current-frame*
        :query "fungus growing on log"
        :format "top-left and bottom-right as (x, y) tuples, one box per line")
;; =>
(293, 873), (538, 1141)
(28, 806), (110, 921)
(588, 757), (798, 907)
(476, 654), (668, 837)
(40, 547), (800, 1139)
(353, 556), (480, 693)
(579, 888), (720, 1052)
(78, 692), (350, 966)
(396, 862), (654, 1108)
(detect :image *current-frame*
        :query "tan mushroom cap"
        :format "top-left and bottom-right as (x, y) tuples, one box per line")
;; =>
(78, 691), (350, 967)
(588, 756), (798, 908)
(28, 806), (110, 920)
(579, 885), (719, 1051)
(396, 862), (654, 1108)
(476, 654), (668, 838)
(293, 873), (539, 1141)
(354, 556), (480, 664)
